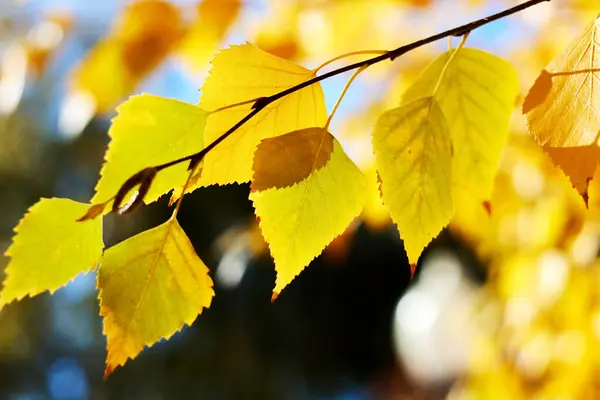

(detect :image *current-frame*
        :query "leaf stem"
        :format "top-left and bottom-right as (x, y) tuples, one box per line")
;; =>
(313, 50), (388, 74)
(115, 0), (551, 207)
(433, 32), (470, 97)
(325, 65), (369, 129)
(209, 97), (265, 114)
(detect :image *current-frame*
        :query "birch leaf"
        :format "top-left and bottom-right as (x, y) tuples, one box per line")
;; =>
(99, 217), (214, 377)
(524, 16), (600, 147)
(0, 198), (103, 308)
(403, 48), (519, 206)
(91, 94), (207, 210)
(373, 97), (453, 264)
(194, 42), (327, 187)
(250, 128), (365, 297)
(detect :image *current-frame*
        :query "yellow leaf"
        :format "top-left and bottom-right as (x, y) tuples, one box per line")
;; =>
(402, 48), (519, 205)
(196, 43), (327, 186)
(524, 16), (600, 147)
(251, 127), (334, 192)
(0, 198), (103, 307)
(250, 129), (366, 297)
(373, 97), (453, 264)
(178, 0), (241, 72)
(91, 94), (208, 208)
(98, 217), (213, 377)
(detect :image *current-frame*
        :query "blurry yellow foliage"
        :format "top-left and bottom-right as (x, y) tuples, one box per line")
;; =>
(178, 0), (241, 72)
(70, 0), (184, 113)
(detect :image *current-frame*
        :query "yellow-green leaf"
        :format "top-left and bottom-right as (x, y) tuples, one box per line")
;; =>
(250, 130), (366, 297)
(196, 42), (327, 187)
(91, 94), (208, 208)
(402, 48), (519, 205)
(373, 97), (453, 264)
(0, 198), (103, 307)
(524, 16), (600, 147)
(98, 217), (213, 377)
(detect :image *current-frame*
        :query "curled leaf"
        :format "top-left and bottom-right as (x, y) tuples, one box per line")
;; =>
(112, 167), (158, 214)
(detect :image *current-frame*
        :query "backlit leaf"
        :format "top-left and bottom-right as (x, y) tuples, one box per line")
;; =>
(99, 217), (214, 377)
(402, 48), (519, 206)
(250, 130), (366, 297)
(251, 127), (334, 192)
(91, 94), (207, 209)
(524, 16), (600, 147)
(373, 97), (453, 264)
(196, 42), (327, 186)
(0, 198), (103, 307)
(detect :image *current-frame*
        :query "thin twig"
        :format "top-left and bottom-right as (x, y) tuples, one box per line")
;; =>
(118, 0), (550, 204)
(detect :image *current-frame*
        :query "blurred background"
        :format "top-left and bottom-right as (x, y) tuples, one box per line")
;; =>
(1, 0), (599, 399)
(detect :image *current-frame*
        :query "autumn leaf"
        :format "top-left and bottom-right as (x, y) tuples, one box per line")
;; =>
(91, 94), (208, 210)
(178, 0), (241, 72)
(402, 48), (519, 207)
(524, 16), (600, 147)
(0, 198), (103, 308)
(251, 127), (334, 192)
(193, 42), (327, 187)
(250, 128), (366, 297)
(98, 217), (214, 377)
(373, 97), (453, 264)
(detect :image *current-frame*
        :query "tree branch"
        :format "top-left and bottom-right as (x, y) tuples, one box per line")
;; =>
(112, 0), (550, 212)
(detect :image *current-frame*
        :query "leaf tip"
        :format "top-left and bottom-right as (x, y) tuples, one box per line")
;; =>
(409, 263), (417, 279)
(103, 365), (114, 381)
(482, 200), (492, 216)
(77, 203), (106, 222)
(271, 291), (279, 303)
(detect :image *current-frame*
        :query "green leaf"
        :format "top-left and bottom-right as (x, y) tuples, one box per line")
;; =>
(0, 198), (104, 307)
